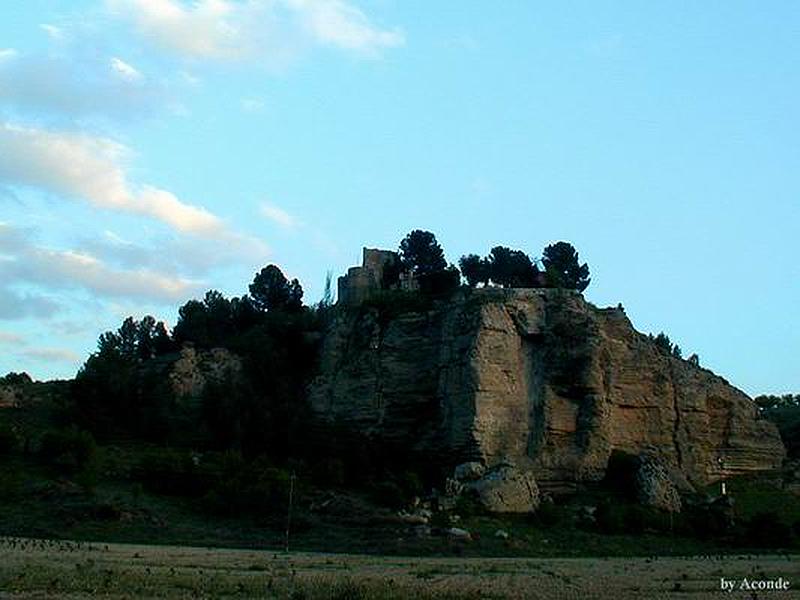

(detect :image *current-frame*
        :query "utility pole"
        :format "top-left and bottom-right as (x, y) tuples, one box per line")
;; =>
(717, 456), (727, 496)
(285, 471), (296, 553)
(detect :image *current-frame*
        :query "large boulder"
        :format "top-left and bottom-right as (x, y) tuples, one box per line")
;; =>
(449, 461), (540, 513)
(634, 454), (682, 513)
(467, 463), (540, 513)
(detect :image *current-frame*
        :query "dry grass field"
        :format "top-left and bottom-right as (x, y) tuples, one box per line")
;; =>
(0, 538), (798, 599)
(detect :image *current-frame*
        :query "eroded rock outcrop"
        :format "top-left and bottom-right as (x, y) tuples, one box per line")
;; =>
(309, 288), (785, 493)
(168, 346), (242, 400)
(0, 373), (33, 409)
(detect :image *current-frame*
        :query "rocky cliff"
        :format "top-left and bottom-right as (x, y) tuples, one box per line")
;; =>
(309, 288), (785, 492)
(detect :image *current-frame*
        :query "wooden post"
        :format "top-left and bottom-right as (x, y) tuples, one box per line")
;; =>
(285, 472), (296, 553)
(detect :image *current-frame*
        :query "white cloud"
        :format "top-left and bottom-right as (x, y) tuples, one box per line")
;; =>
(20, 347), (81, 364)
(107, 0), (249, 60)
(0, 122), (226, 237)
(78, 228), (269, 277)
(0, 286), (60, 320)
(286, 0), (404, 54)
(39, 24), (64, 40)
(260, 202), (298, 229)
(106, 0), (404, 63)
(0, 332), (25, 344)
(241, 97), (266, 113)
(0, 52), (163, 119)
(0, 223), (201, 303)
(110, 56), (144, 81)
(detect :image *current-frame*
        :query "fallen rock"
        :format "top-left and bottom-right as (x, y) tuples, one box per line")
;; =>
(454, 461), (485, 481)
(396, 510), (429, 525)
(635, 454), (682, 513)
(445, 527), (472, 541)
(466, 464), (540, 513)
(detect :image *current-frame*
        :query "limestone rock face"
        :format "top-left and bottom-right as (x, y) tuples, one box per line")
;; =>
(0, 385), (22, 409)
(0, 373), (33, 409)
(169, 346), (242, 400)
(309, 288), (785, 491)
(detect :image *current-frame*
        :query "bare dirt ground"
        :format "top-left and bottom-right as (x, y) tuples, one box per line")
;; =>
(0, 538), (797, 599)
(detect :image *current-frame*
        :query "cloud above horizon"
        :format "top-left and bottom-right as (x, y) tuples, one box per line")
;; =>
(260, 202), (298, 229)
(0, 223), (201, 303)
(0, 286), (60, 320)
(0, 0), (403, 376)
(0, 50), (164, 120)
(20, 347), (82, 364)
(0, 122), (228, 237)
(106, 0), (404, 63)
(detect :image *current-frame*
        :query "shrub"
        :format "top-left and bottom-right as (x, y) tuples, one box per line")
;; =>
(135, 449), (207, 497)
(531, 502), (562, 528)
(312, 457), (346, 487)
(399, 470), (424, 499)
(201, 456), (293, 517)
(417, 266), (461, 297)
(0, 468), (23, 501)
(454, 493), (484, 518)
(595, 501), (625, 534)
(0, 423), (18, 454)
(369, 480), (406, 510)
(684, 502), (732, 540)
(741, 511), (794, 548)
(429, 510), (452, 529)
(39, 427), (96, 473)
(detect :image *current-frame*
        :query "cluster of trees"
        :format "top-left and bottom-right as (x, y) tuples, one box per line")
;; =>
(754, 394), (800, 411)
(70, 263), (319, 457)
(756, 393), (800, 460)
(460, 242), (590, 291)
(395, 230), (591, 293)
(0, 372), (32, 387)
(648, 332), (699, 365)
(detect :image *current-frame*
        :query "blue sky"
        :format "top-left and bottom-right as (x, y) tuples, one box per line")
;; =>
(0, 1), (797, 395)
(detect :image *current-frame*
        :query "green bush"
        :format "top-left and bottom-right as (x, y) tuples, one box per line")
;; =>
(740, 511), (795, 548)
(311, 457), (346, 487)
(595, 501), (627, 534)
(531, 502), (562, 528)
(399, 470), (424, 499)
(0, 423), (18, 454)
(362, 290), (433, 324)
(429, 510), (452, 529)
(135, 449), (207, 497)
(594, 500), (670, 535)
(683, 502), (732, 540)
(201, 456), (293, 517)
(0, 466), (23, 501)
(38, 427), (96, 473)
(369, 480), (406, 510)
(454, 493), (484, 518)
(417, 267), (461, 297)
